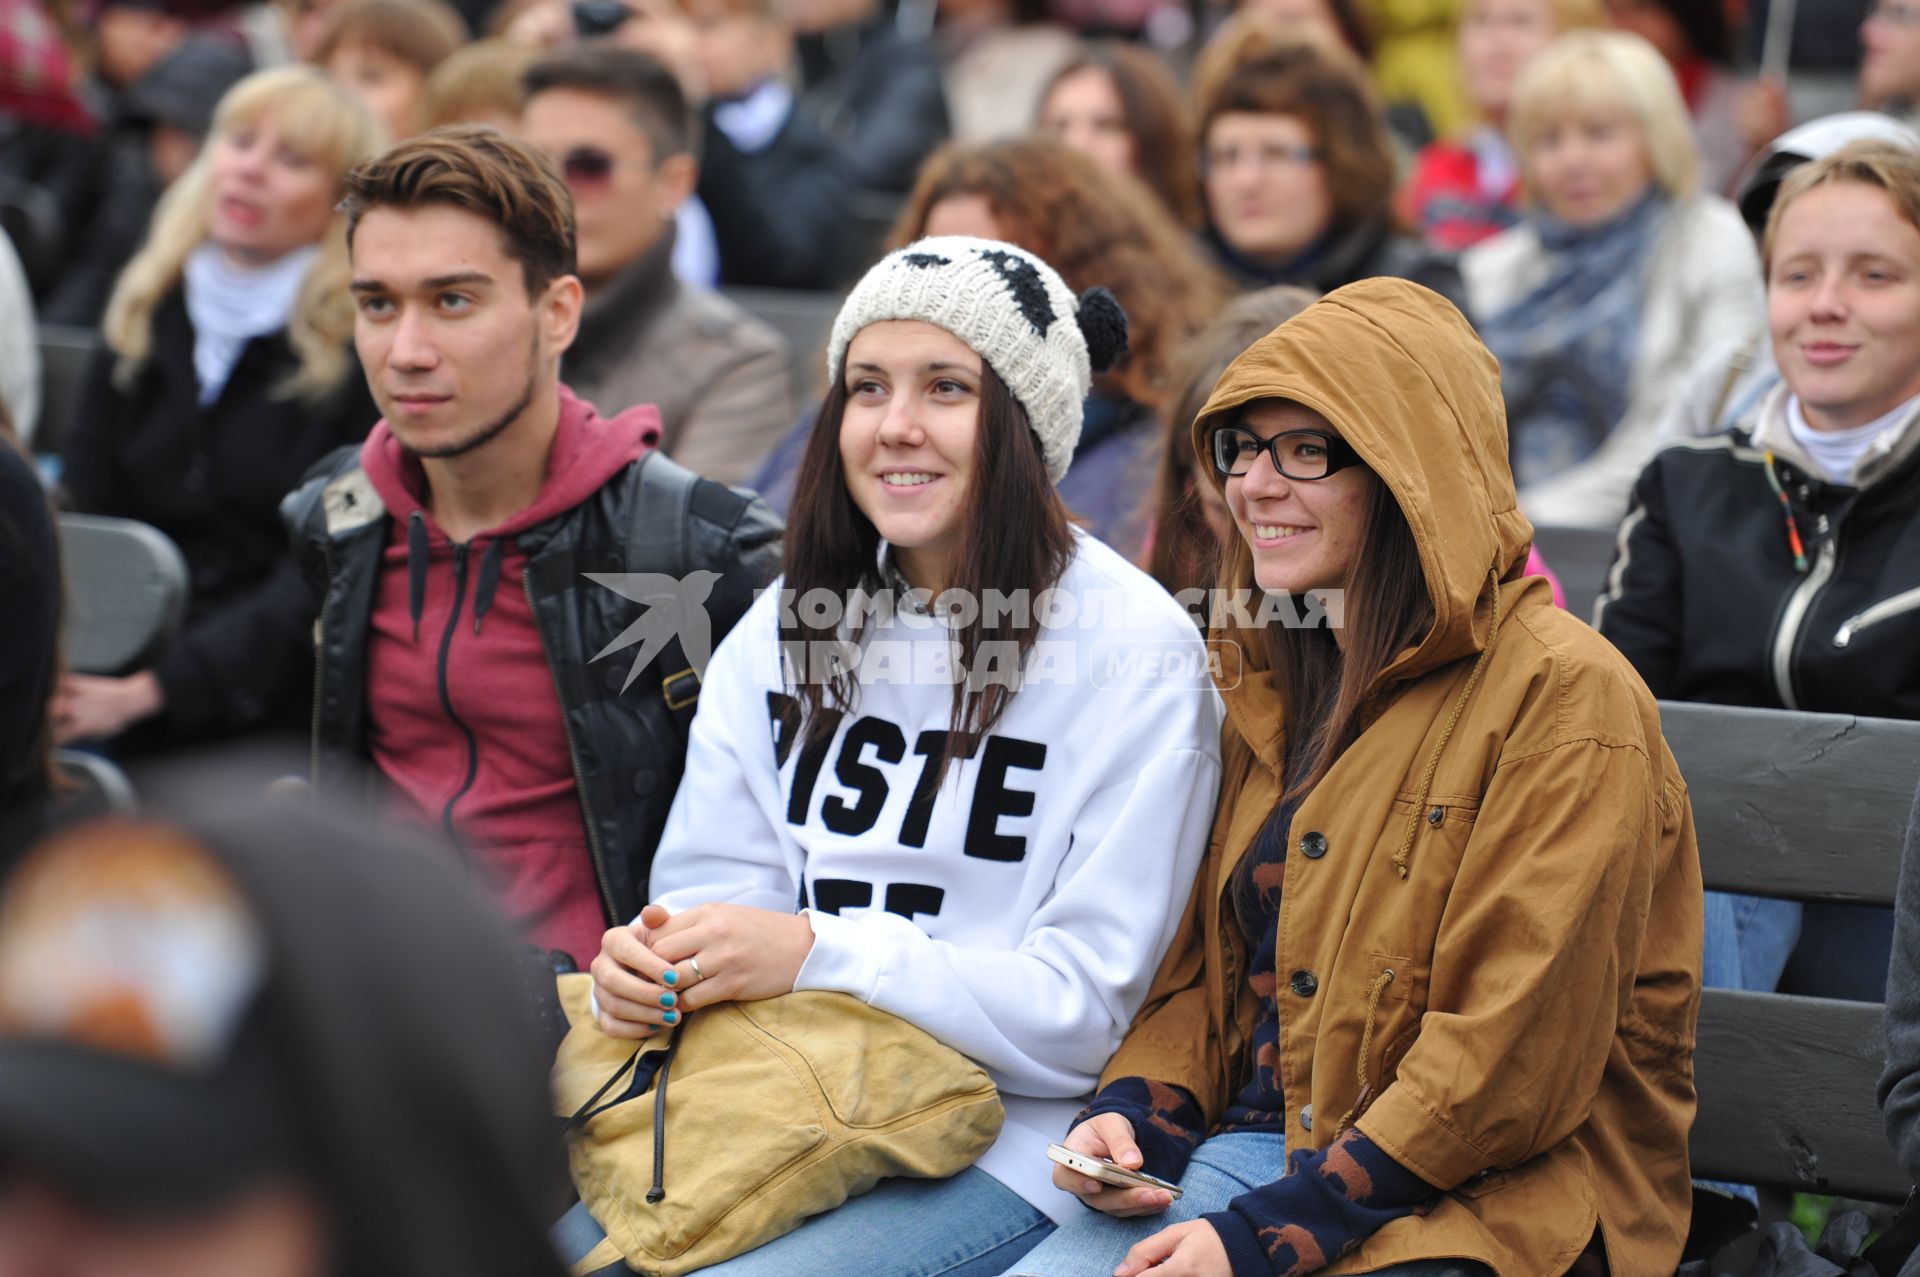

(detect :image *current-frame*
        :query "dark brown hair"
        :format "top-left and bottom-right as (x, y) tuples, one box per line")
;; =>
(523, 44), (695, 162)
(313, 0), (468, 74)
(1209, 409), (1433, 801)
(340, 125), (576, 296)
(1193, 21), (1396, 227)
(1144, 286), (1316, 596)
(780, 367), (1076, 780)
(891, 137), (1227, 414)
(1039, 43), (1203, 228)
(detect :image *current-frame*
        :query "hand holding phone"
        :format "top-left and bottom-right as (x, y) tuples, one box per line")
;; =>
(1047, 1143), (1185, 1199)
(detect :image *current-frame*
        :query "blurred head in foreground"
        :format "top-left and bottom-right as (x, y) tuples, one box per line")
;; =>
(0, 802), (568, 1277)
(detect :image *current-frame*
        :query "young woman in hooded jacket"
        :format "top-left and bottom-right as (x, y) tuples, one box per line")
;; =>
(1004, 277), (1702, 1277)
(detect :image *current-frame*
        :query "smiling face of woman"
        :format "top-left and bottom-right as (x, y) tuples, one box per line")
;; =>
(1525, 105), (1653, 228)
(838, 320), (985, 592)
(1768, 179), (1920, 433)
(204, 111), (340, 265)
(1222, 399), (1377, 598)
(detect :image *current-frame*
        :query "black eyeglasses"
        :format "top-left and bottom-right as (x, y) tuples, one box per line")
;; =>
(561, 146), (616, 188)
(1211, 426), (1360, 480)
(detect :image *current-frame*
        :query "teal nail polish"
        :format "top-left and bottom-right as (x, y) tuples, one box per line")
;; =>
(662, 969), (678, 986)
(663, 1010), (679, 1025)
(660, 991), (676, 1008)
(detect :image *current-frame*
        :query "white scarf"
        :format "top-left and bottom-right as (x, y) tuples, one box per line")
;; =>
(183, 241), (320, 405)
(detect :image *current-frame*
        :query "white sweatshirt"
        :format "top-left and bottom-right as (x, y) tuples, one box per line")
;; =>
(648, 531), (1224, 1222)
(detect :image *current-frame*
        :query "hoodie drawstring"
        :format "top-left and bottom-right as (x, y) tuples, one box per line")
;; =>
(471, 538), (505, 636)
(1392, 568), (1503, 879)
(407, 512), (428, 643)
(408, 517), (509, 641)
(1332, 964), (1396, 1138)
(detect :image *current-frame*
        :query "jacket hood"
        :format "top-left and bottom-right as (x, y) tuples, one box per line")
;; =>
(360, 384), (662, 541)
(1192, 278), (1534, 753)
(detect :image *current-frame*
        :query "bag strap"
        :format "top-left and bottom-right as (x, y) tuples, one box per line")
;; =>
(620, 454), (702, 737)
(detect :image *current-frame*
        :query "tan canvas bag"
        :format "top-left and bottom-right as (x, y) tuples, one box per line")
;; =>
(551, 975), (1006, 1276)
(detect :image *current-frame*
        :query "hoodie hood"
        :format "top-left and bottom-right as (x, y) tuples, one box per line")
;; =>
(1192, 278), (1534, 756)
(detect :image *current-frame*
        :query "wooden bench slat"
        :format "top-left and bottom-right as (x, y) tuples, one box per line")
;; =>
(1660, 702), (1920, 907)
(1690, 987), (1908, 1201)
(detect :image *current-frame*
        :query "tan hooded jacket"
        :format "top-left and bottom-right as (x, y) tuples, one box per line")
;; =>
(1103, 279), (1702, 1276)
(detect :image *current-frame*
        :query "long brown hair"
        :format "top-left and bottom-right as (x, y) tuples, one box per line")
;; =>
(891, 138), (1226, 415)
(1211, 418), (1433, 801)
(1144, 286), (1317, 596)
(1038, 43), (1204, 228)
(781, 365), (1076, 780)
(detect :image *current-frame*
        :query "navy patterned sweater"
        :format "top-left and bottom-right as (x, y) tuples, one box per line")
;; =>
(1074, 798), (1436, 1276)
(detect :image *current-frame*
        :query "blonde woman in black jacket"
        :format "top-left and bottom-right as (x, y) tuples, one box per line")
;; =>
(55, 67), (382, 754)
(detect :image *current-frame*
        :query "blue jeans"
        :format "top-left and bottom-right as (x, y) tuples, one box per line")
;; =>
(1000, 1131), (1489, 1277)
(1701, 890), (1801, 992)
(561, 1167), (1054, 1277)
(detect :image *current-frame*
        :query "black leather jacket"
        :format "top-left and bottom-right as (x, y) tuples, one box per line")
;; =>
(283, 445), (782, 924)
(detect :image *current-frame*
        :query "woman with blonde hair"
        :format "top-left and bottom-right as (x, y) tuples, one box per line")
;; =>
(54, 66), (383, 754)
(1463, 28), (1761, 529)
(1403, 0), (1603, 251)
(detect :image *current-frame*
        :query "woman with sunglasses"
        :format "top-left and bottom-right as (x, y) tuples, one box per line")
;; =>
(578, 237), (1224, 1277)
(1004, 277), (1700, 1277)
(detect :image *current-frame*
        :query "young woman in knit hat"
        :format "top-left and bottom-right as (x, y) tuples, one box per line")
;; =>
(581, 237), (1225, 1275)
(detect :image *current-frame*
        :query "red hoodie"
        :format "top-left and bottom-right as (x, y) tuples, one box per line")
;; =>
(360, 385), (661, 966)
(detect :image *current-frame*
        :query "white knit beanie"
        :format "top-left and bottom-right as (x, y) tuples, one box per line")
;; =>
(825, 236), (1130, 483)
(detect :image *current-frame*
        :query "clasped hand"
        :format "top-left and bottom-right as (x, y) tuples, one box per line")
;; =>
(588, 902), (815, 1040)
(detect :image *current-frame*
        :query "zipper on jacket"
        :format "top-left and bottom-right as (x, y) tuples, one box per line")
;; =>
(1834, 585), (1920, 648)
(1768, 510), (1836, 710)
(525, 569), (621, 924)
(438, 544), (482, 851)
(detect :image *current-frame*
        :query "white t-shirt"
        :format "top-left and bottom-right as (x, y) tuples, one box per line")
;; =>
(1785, 391), (1920, 485)
(648, 531), (1225, 1222)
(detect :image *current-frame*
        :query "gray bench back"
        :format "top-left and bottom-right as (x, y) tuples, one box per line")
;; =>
(58, 513), (189, 677)
(1661, 701), (1920, 1201)
(34, 325), (102, 459)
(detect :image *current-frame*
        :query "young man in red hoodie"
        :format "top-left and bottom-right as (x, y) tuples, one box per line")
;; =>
(283, 127), (781, 968)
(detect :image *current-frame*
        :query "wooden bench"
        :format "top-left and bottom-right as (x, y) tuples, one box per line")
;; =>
(1661, 700), (1920, 1205)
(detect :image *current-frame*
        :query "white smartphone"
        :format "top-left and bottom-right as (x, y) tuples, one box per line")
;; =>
(1046, 1143), (1185, 1199)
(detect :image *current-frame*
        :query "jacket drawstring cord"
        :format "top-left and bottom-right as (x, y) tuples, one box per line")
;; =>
(1393, 568), (1503, 879)
(471, 538), (505, 636)
(1332, 965), (1396, 1138)
(406, 512), (428, 643)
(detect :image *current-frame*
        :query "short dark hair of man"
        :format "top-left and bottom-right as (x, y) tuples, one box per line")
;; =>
(339, 124), (577, 296)
(523, 44), (695, 164)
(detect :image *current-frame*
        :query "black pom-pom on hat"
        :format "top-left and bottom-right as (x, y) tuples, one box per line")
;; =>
(1076, 286), (1129, 373)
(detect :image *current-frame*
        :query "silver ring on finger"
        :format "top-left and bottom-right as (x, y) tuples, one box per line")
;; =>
(688, 955), (706, 984)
